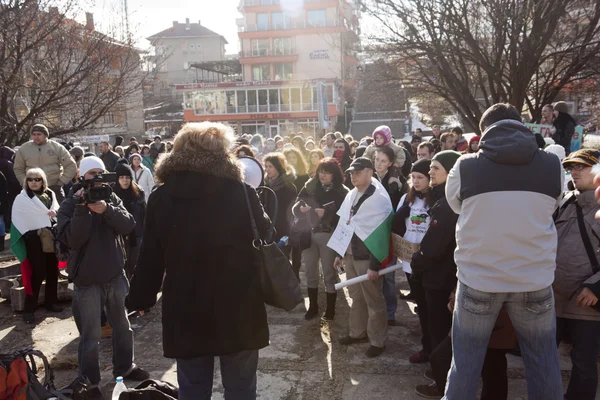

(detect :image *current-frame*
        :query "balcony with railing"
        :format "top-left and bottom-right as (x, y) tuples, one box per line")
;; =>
(242, 0), (341, 6)
(239, 19), (341, 33)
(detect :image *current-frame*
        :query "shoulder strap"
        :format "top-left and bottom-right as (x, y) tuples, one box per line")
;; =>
(241, 183), (260, 244)
(575, 200), (600, 273)
(553, 192), (575, 222)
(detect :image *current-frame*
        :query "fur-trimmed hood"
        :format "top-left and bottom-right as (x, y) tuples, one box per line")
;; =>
(154, 148), (243, 184)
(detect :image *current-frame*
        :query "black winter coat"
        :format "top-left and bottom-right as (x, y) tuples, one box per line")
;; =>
(264, 174), (297, 242)
(379, 167), (408, 210)
(292, 177), (349, 233)
(411, 183), (458, 291)
(100, 150), (121, 172)
(126, 148), (271, 359)
(57, 185), (135, 286)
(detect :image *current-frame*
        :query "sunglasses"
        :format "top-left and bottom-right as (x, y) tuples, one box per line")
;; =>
(565, 164), (589, 172)
(26, 178), (42, 182)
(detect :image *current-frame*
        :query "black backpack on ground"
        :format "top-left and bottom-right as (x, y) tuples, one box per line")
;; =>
(118, 380), (178, 400)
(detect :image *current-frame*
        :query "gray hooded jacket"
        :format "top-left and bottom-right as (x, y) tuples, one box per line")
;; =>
(446, 120), (564, 293)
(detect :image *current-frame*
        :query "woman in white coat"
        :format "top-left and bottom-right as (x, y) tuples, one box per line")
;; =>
(129, 154), (155, 202)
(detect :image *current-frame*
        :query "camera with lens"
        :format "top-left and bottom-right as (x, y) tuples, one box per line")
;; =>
(78, 173), (118, 204)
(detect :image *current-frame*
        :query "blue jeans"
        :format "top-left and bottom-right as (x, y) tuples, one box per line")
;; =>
(443, 282), (562, 400)
(382, 270), (397, 320)
(557, 317), (600, 400)
(72, 272), (134, 385)
(177, 350), (258, 400)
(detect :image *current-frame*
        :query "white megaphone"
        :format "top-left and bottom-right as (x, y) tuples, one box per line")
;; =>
(238, 156), (264, 189)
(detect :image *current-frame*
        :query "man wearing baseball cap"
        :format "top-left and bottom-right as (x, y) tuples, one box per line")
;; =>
(554, 148), (600, 400)
(14, 124), (76, 203)
(333, 157), (392, 358)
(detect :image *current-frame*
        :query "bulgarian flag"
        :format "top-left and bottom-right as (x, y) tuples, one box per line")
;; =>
(10, 190), (58, 295)
(333, 178), (394, 265)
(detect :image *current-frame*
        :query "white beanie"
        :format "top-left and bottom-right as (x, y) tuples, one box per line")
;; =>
(79, 156), (106, 177)
(544, 144), (566, 161)
(544, 137), (555, 146)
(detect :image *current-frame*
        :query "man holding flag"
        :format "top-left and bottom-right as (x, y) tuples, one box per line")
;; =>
(330, 157), (393, 358)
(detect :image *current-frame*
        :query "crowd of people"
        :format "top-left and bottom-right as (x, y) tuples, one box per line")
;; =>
(3, 97), (596, 400)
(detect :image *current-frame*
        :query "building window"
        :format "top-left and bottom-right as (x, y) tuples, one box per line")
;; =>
(278, 119), (295, 136)
(247, 89), (258, 112)
(257, 13), (269, 31)
(272, 12), (290, 29)
(297, 119), (318, 136)
(258, 89), (269, 112)
(307, 10), (326, 27)
(251, 39), (270, 56)
(252, 64), (271, 81)
(242, 121), (266, 135)
(103, 112), (115, 124)
(274, 63), (293, 80)
(273, 38), (292, 55)
(269, 89), (279, 112)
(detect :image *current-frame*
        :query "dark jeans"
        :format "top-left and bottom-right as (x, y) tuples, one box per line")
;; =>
(431, 336), (508, 400)
(557, 317), (600, 400)
(72, 272), (134, 384)
(177, 350), (258, 400)
(411, 274), (431, 355)
(24, 235), (59, 313)
(425, 288), (453, 352)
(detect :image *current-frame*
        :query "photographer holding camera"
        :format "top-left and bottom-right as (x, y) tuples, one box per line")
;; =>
(57, 156), (149, 399)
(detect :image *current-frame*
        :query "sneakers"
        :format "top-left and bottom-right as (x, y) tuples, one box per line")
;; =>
(305, 288), (319, 320)
(122, 366), (150, 381)
(408, 350), (429, 364)
(365, 345), (385, 358)
(414, 382), (443, 399)
(424, 369), (434, 382)
(65, 377), (103, 400)
(338, 335), (369, 345)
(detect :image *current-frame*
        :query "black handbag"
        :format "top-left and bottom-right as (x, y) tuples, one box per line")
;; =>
(243, 184), (303, 311)
(289, 215), (312, 251)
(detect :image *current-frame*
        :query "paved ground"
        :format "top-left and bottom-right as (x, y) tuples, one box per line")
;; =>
(0, 268), (589, 399)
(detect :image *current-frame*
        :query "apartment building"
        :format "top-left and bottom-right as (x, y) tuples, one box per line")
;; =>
(176, 0), (360, 137)
(147, 19), (228, 96)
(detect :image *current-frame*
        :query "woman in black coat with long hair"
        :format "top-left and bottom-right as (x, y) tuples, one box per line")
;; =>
(552, 101), (576, 155)
(113, 164), (146, 279)
(333, 138), (353, 189)
(263, 152), (298, 245)
(127, 122), (271, 400)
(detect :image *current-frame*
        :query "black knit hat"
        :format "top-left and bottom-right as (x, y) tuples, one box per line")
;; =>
(31, 124), (49, 137)
(411, 158), (431, 179)
(114, 163), (134, 179)
(432, 150), (461, 173)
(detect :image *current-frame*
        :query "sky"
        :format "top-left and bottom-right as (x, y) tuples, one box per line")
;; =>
(75, 0), (377, 54)
(85, 0), (243, 53)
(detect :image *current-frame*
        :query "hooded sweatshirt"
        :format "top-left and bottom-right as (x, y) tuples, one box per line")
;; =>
(446, 120), (564, 293)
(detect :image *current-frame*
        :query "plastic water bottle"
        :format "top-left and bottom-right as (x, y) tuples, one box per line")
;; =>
(112, 376), (127, 400)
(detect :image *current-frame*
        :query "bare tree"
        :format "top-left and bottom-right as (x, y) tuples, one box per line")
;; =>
(361, 0), (600, 132)
(0, 0), (149, 145)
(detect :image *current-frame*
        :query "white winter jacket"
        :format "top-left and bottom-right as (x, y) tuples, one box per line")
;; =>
(133, 165), (154, 202)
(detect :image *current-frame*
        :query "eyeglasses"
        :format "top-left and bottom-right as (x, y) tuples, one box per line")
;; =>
(565, 164), (589, 172)
(26, 178), (42, 182)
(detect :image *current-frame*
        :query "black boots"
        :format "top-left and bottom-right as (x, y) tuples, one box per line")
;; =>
(305, 288), (319, 320)
(323, 292), (337, 320)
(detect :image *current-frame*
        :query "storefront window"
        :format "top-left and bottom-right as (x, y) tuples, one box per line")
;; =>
(269, 89), (279, 112)
(247, 90), (258, 113)
(242, 121), (266, 135)
(280, 88), (291, 112)
(297, 118), (318, 137)
(291, 88), (301, 111)
(258, 89), (269, 112)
